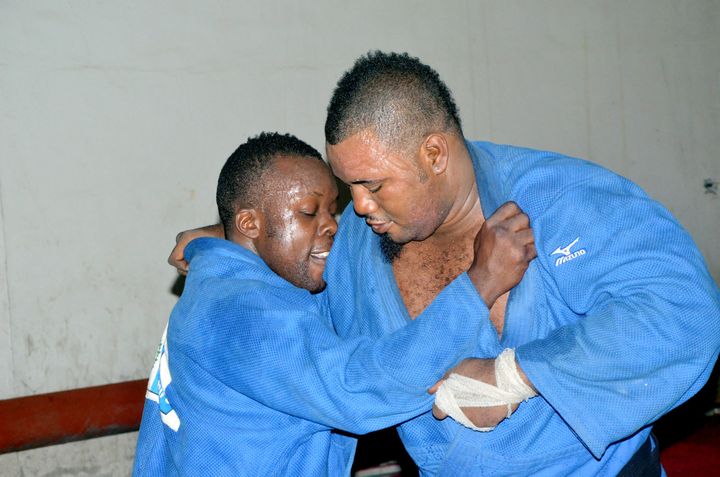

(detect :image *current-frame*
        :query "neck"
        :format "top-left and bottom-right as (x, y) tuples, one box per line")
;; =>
(430, 141), (484, 242)
(229, 233), (259, 256)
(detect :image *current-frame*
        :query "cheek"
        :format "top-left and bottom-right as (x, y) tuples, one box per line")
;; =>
(391, 193), (444, 238)
(275, 216), (317, 258)
(274, 210), (297, 244)
(383, 190), (430, 222)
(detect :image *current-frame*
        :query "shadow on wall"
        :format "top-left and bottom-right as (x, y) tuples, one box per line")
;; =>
(170, 275), (185, 298)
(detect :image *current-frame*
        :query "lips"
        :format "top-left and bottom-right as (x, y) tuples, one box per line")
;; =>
(309, 250), (330, 260)
(366, 220), (393, 235)
(309, 241), (333, 262)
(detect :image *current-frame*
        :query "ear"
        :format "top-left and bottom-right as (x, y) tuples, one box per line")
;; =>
(421, 134), (449, 176)
(234, 208), (262, 240)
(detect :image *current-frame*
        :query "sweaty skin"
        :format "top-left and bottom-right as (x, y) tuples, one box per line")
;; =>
(168, 133), (536, 429)
(251, 156), (338, 292)
(326, 129), (537, 429)
(326, 130), (528, 328)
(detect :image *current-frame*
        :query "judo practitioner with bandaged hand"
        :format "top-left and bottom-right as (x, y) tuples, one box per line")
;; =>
(171, 52), (720, 476)
(135, 132), (535, 476)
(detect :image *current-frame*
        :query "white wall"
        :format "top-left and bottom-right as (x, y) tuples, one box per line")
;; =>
(0, 0), (718, 474)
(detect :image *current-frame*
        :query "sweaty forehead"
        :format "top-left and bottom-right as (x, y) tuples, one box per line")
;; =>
(261, 155), (335, 200)
(327, 131), (380, 172)
(326, 131), (415, 183)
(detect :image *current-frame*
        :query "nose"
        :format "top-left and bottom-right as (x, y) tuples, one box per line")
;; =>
(351, 186), (378, 217)
(318, 210), (338, 238)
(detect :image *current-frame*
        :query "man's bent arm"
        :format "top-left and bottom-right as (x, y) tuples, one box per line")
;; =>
(515, 180), (720, 458)
(168, 223), (224, 274)
(197, 274), (491, 435)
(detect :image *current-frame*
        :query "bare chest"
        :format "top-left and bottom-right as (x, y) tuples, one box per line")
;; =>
(392, 241), (508, 335)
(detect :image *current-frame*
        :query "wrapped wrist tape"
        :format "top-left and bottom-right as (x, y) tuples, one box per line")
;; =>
(434, 348), (537, 431)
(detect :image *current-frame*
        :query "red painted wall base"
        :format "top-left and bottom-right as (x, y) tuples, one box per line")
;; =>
(0, 379), (146, 454)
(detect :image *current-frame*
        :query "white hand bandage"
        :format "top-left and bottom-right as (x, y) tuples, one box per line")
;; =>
(434, 348), (537, 431)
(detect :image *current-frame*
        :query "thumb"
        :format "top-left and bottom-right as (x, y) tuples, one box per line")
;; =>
(428, 379), (444, 395)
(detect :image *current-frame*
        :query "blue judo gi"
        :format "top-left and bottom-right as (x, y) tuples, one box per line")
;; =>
(133, 238), (492, 476)
(324, 141), (720, 476)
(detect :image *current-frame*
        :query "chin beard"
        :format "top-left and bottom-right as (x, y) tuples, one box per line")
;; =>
(379, 233), (404, 263)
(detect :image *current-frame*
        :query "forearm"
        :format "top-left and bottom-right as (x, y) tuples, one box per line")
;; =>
(226, 275), (493, 434)
(515, 292), (720, 457)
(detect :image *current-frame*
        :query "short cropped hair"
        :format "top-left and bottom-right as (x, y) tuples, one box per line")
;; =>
(216, 132), (324, 238)
(325, 51), (463, 152)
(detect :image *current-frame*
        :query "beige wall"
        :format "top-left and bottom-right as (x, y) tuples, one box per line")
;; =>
(0, 0), (718, 474)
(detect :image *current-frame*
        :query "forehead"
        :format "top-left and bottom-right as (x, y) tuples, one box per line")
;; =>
(325, 131), (413, 183)
(264, 154), (336, 197)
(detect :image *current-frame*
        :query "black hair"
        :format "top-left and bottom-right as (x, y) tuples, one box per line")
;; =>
(379, 233), (404, 263)
(216, 132), (324, 238)
(325, 51), (463, 152)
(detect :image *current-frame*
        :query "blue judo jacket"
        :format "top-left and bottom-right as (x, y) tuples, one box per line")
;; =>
(324, 140), (720, 476)
(133, 238), (492, 476)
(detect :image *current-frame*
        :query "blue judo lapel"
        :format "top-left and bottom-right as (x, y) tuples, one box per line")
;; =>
(467, 141), (544, 349)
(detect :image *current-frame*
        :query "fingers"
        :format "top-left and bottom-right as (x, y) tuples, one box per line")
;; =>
(428, 380), (443, 395)
(493, 202), (536, 261)
(468, 201), (536, 305)
(429, 366), (454, 394)
(526, 242), (537, 260)
(167, 224), (223, 275)
(432, 404), (518, 426)
(514, 227), (534, 246)
(432, 403), (448, 420)
(457, 404), (515, 428)
(488, 201), (522, 222)
(488, 202), (530, 231)
(504, 210), (531, 232)
(169, 257), (189, 275)
(168, 245), (189, 276)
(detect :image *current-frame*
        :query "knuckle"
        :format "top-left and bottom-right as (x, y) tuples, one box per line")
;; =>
(494, 223), (509, 236)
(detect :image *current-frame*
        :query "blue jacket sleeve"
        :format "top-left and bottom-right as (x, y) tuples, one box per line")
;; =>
(200, 273), (489, 435)
(516, 175), (720, 458)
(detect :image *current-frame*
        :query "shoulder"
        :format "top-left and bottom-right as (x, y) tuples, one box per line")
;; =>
(327, 203), (377, 270)
(470, 141), (644, 220)
(170, 265), (321, 361)
(335, 204), (371, 245)
(193, 275), (315, 317)
(182, 240), (318, 321)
